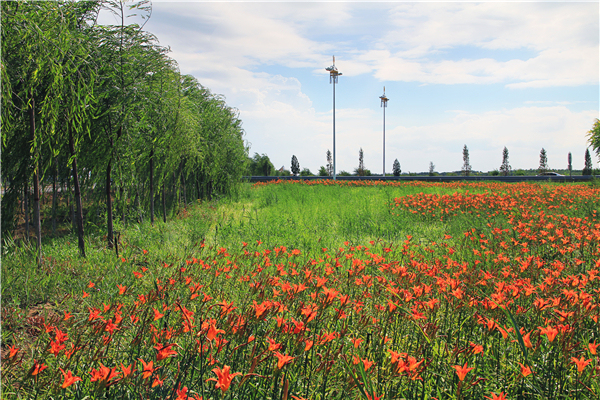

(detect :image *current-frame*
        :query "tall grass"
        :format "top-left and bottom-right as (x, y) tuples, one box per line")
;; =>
(3, 180), (599, 400)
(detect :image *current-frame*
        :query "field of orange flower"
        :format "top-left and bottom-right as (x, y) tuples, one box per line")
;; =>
(2, 181), (599, 399)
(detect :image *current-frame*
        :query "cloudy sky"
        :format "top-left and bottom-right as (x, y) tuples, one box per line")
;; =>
(122, 1), (598, 174)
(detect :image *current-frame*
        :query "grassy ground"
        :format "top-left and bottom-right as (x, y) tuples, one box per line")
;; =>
(2, 182), (468, 310)
(2, 180), (599, 399)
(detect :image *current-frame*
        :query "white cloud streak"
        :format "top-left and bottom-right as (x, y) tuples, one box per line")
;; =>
(140, 2), (597, 174)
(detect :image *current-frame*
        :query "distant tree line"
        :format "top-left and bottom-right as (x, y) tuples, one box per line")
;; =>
(1, 1), (247, 260)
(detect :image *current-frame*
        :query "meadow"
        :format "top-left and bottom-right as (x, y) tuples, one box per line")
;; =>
(2, 180), (599, 399)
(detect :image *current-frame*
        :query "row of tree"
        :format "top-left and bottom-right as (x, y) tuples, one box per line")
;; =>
(278, 145), (594, 178)
(1, 1), (247, 261)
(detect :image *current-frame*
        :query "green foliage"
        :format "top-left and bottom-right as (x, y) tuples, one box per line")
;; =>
(299, 168), (313, 176)
(338, 170), (352, 176)
(318, 166), (328, 176)
(248, 153), (275, 176)
(392, 159), (401, 176)
(587, 118), (600, 158)
(500, 147), (511, 176)
(462, 144), (472, 176)
(539, 148), (548, 174)
(583, 148), (593, 176)
(291, 155), (300, 176)
(1, 0), (247, 252)
(355, 148), (368, 176)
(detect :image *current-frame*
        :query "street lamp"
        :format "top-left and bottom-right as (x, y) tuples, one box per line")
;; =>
(326, 56), (342, 180)
(380, 87), (389, 177)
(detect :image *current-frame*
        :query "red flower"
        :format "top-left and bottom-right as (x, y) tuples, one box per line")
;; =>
(519, 362), (532, 377)
(539, 326), (559, 342)
(452, 362), (473, 381)
(117, 284), (127, 295)
(8, 345), (18, 358)
(485, 392), (507, 400)
(273, 352), (295, 369)
(121, 363), (133, 378)
(59, 368), (82, 389)
(155, 343), (178, 361)
(571, 356), (591, 373)
(138, 358), (156, 379)
(207, 365), (242, 393)
(31, 361), (47, 376)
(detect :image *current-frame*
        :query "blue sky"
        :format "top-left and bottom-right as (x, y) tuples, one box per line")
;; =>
(119, 1), (599, 174)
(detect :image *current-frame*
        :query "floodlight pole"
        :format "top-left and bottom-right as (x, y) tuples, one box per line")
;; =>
(326, 56), (342, 180)
(380, 87), (389, 177)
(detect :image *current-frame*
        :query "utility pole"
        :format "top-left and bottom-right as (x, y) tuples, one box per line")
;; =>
(326, 56), (342, 180)
(380, 87), (389, 176)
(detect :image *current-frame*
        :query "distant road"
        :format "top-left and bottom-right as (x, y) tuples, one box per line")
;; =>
(244, 175), (595, 183)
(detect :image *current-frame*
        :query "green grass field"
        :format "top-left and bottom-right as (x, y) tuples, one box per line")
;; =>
(2, 180), (599, 399)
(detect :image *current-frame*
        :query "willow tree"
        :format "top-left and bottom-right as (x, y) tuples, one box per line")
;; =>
(91, 0), (155, 248)
(1, 1), (99, 258)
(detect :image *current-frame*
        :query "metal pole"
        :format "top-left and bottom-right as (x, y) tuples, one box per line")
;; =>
(326, 56), (341, 181)
(380, 87), (388, 177)
(333, 76), (336, 180)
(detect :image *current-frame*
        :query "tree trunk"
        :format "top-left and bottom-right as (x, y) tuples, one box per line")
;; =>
(106, 159), (113, 249)
(149, 147), (154, 226)
(172, 172), (177, 209)
(28, 95), (42, 261)
(182, 171), (187, 206)
(66, 175), (75, 231)
(52, 160), (58, 235)
(135, 186), (142, 224)
(120, 186), (125, 226)
(69, 131), (86, 257)
(162, 182), (166, 223)
(24, 182), (29, 242)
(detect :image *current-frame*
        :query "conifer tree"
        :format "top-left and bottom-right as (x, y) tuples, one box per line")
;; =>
(583, 148), (593, 176)
(462, 145), (472, 176)
(356, 148), (366, 176)
(538, 148), (548, 174)
(326, 150), (333, 176)
(392, 159), (401, 177)
(291, 155), (300, 176)
(499, 147), (511, 176)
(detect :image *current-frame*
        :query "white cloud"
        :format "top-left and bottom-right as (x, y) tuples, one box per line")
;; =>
(136, 2), (597, 175)
(346, 3), (599, 87)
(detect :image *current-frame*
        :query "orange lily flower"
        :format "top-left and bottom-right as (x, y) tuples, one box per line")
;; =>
(120, 363), (133, 378)
(155, 343), (178, 360)
(273, 352), (295, 369)
(485, 392), (507, 400)
(519, 362), (532, 377)
(59, 368), (82, 389)
(138, 358), (156, 379)
(207, 365), (242, 393)
(452, 362), (473, 381)
(571, 356), (591, 373)
(31, 361), (47, 376)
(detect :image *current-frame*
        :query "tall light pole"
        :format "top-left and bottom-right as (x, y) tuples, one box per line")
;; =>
(380, 87), (389, 177)
(326, 56), (342, 180)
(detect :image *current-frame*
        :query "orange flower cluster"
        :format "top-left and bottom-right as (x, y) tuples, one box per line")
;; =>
(4, 182), (599, 399)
